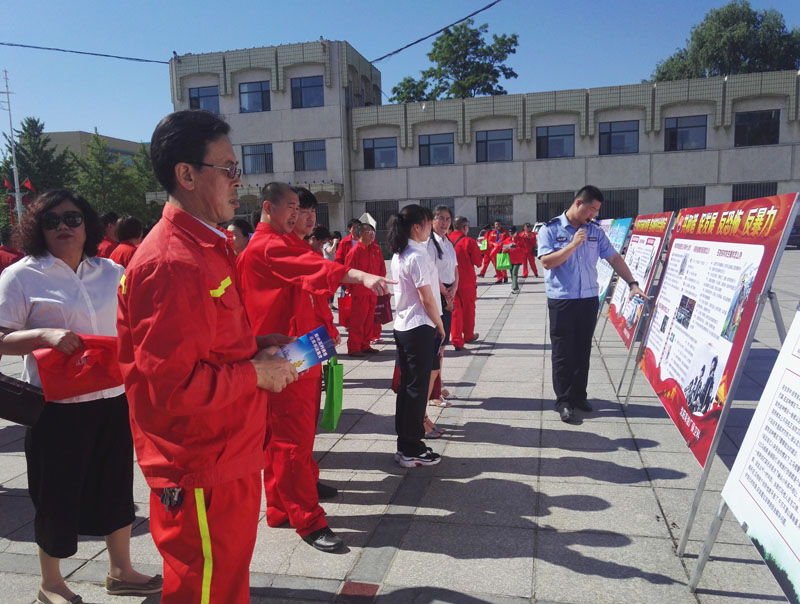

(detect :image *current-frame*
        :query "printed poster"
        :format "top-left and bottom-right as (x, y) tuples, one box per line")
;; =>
(275, 326), (336, 373)
(640, 194), (799, 466)
(608, 213), (673, 349)
(721, 308), (800, 604)
(597, 217), (633, 303)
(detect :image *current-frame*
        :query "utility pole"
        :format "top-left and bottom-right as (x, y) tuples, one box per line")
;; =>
(1, 70), (23, 220)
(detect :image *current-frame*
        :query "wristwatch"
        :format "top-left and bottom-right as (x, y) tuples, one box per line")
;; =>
(628, 280), (639, 288)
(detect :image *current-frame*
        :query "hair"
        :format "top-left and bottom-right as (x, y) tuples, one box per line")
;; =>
(356, 223), (375, 238)
(144, 219), (159, 237)
(150, 110), (231, 194)
(230, 218), (253, 238)
(117, 215), (143, 242)
(250, 209), (261, 229)
(17, 189), (104, 257)
(523, 222), (532, 229)
(261, 181), (292, 205)
(386, 204), (432, 255)
(291, 186), (318, 209)
(453, 216), (469, 230)
(347, 218), (362, 229)
(493, 218), (503, 225)
(332, 230), (342, 240)
(310, 225), (332, 241)
(433, 205), (452, 218)
(509, 226), (518, 235)
(575, 185), (604, 205)
(100, 211), (119, 227)
(0, 225), (14, 246)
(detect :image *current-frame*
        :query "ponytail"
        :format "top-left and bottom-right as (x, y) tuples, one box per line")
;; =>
(387, 204), (433, 255)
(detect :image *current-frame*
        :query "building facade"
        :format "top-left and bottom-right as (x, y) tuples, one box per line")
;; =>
(46, 131), (144, 165)
(170, 42), (800, 232)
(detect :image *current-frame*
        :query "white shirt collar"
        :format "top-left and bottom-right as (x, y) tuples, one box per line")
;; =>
(189, 214), (227, 239)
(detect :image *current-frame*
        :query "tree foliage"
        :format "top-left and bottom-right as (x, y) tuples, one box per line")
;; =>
(390, 19), (518, 103)
(653, 0), (800, 81)
(1, 117), (74, 195)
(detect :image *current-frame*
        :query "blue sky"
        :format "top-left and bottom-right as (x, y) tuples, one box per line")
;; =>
(2, 0), (800, 144)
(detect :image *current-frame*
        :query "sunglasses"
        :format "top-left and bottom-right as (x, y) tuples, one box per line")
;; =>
(193, 162), (242, 179)
(41, 211), (84, 230)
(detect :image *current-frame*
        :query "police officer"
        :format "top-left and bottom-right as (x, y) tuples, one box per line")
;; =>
(538, 186), (645, 423)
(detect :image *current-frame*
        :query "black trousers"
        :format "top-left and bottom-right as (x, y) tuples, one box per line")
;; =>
(393, 325), (436, 456)
(547, 297), (599, 410)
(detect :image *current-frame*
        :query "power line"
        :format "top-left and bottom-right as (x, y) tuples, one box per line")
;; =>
(371, 0), (503, 63)
(0, 41), (168, 65)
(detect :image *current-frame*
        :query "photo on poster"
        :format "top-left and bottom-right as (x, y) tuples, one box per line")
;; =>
(720, 263), (757, 343)
(675, 295), (696, 329)
(684, 348), (720, 416)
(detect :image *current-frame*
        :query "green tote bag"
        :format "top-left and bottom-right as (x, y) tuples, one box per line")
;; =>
(321, 356), (343, 431)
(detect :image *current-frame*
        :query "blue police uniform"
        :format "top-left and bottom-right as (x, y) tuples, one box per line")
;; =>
(538, 213), (617, 415)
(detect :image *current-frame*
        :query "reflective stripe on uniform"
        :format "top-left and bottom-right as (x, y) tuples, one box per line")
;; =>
(209, 276), (232, 298)
(194, 488), (213, 604)
(120, 274), (127, 295)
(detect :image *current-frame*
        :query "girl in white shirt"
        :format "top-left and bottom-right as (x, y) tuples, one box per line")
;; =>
(388, 205), (445, 468)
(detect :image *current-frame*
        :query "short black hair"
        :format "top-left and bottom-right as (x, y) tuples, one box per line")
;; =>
(347, 218), (362, 229)
(231, 218), (253, 238)
(117, 216), (143, 242)
(262, 181), (292, 204)
(311, 225), (331, 241)
(0, 225), (13, 246)
(332, 230), (342, 239)
(100, 211), (119, 227)
(150, 110), (231, 194)
(576, 185), (604, 205)
(291, 186), (318, 209)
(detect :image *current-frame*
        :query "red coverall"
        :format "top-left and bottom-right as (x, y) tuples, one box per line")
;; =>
(478, 229), (509, 279)
(517, 231), (539, 277)
(236, 223), (347, 537)
(448, 231), (482, 348)
(369, 242), (385, 342)
(334, 233), (357, 264)
(108, 242), (137, 268)
(0, 244), (23, 274)
(344, 241), (385, 353)
(117, 203), (266, 604)
(96, 236), (117, 258)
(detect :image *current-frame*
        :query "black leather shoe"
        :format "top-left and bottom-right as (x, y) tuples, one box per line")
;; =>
(316, 481), (338, 499)
(302, 526), (343, 552)
(559, 406), (575, 423)
(573, 399), (593, 412)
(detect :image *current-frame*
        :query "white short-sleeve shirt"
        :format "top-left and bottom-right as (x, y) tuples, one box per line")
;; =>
(0, 253), (125, 403)
(430, 232), (457, 284)
(391, 239), (443, 332)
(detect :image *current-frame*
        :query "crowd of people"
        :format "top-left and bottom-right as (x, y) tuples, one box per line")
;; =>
(0, 108), (644, 604)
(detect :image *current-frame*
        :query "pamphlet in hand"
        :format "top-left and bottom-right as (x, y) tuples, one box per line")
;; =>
(275, 326), (337, 373)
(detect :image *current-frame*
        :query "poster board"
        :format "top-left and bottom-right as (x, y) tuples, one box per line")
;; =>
(639, 194), (799, 467)
(597, 217), (633, 303)
(608, 212), (673, 349)
(720, 308), (800, 604)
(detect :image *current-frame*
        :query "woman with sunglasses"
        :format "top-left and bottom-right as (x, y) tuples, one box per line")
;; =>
(0, 190), (161, 604)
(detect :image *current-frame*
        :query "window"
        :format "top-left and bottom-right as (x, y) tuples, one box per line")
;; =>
(732, 182), (777, 202)
(664, 115), (706, 151)
(536, 191), (574, 222)
(189, 86), (219, 114)
(239, 81), (270, 113)
(419, 133), (454, 166)
(536, 125), (575, 158)
(664, 186), (705, 212)
(291, 76), (324, 109)
(242, 144), (273, 174)
(363, 137), (397, 169)
(476, 195), (513, 227)
(601, 188), (639, 218)
(735, 110), (780, 147)
(366, 200), (399, 232)
(293, 140), (326, 171)
(599, 120), (639, 155)
(476, 129), (513, 162)
(419, 198), (455, 214)
(316, 202), (329, 229)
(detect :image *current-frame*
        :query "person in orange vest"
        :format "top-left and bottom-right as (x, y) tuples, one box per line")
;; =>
(344, 222), (386, 356)
(517, 222), (539, 278)
(237, 182), (393, 553)
(117, 110), (299, 604)
(448, 216), (482, 350)
(501, 226), (527, 293)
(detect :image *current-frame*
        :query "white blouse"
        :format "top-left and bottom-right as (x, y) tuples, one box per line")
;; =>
(430, 232), (457, 284)
(0, 253), (125, 403)
(392, 239), (443, 332)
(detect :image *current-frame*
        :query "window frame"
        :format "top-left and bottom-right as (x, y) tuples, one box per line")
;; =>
(599, 120), (639, 155)
(189, 86), (220, 114)
(291, 76), (324, 109)
(242, 143), (273, 175)
(419, 133), (455, 166)
(239, 80), (271, 113)
(536, 124), (575, 159)
(363, 137), (398, 169)
(476, 129), (513, 162)
(663, 186), (705, 212)
(664, 115), (707, 152)
(293, 140), (327, 172)
(734, 109), (780, 147)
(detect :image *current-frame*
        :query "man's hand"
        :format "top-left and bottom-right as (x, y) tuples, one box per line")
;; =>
(250, 348), (299, 392)
(628, 284), (648, 301)
(362, 274), (396, 296)
(571, 228), (587, 248)
(39, 328), (83, 355)
(256, 334), (296, 349)
(333, 331), (342, 346)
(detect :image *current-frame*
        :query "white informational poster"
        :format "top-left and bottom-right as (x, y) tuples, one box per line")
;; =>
(596, 217), (633, 303)
(722, 309), (800, 604)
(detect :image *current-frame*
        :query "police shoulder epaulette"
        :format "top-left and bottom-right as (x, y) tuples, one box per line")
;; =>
(545, 217), (560, 225)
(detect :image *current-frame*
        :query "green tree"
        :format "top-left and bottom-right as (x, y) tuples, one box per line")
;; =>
(1, 117), (74, 195)
(653, 0), (800, 81)
(390, 19), (518, 102)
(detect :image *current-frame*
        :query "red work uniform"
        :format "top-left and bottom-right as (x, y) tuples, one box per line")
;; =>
(96, 236), (117, 258)
(517, 230), (539, 277)
(108, 242), (137, 268)
(0, 245), (23, 274)
(117, 203), (265, 604)
(334, 233), (357, 264)
(501, 233), (526, 265)
(344, 240), (385, 354)
(369, 241), (385, 343)
(478, 229), (509, 279)
(236, 223), (347, 537)
(448, 231), (482, 348)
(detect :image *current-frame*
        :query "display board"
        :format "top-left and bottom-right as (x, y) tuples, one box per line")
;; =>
(607, 213), (673, 349)
(720, 308), (800, 604)
(596, 217), (633, 303)
(639, 194), (799, 466)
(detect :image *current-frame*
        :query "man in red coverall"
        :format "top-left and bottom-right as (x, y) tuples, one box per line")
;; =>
(334, 218), (361, 265)
(237, 182), (393, 553)
(0, 226), (23, 274)
(96, 211), (119, 258)
(478, 219), (509, 283)
(449, 216), (482, 350)
(518, 222), (539, 277)
(117, 110), (299, 604)
(344, 223), (386, 356)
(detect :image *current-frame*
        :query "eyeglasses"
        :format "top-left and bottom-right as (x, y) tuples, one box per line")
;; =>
(191, 162), (242, 179)
(41, 211), (84, 230)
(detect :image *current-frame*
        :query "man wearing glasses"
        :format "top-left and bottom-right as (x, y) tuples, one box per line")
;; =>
(117, 110), (298, 603)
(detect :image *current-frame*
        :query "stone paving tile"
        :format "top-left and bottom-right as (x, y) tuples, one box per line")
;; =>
(432, 442), (540, 482)
(540, 419), (646, 453)
(538, 447), (677, 487)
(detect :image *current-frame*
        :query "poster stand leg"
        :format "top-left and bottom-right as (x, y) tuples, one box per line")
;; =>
(687, 498), (728, 592)
(767, 290), (787, 343)
(616, 299), (653, 395)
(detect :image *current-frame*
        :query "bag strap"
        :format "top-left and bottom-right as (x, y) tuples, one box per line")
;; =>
(452, 234), (466, 247)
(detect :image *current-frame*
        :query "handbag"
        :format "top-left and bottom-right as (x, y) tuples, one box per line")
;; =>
(496, 252), (511, 270)
(478, 239), (488, 251)
(337, 295), (352, 328)
(320, 356), (343, 431)
(0, 372), (46, 427)
(373, 294), (393, 325)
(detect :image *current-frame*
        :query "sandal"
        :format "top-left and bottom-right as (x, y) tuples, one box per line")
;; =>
(440, 389), (458, 400)
(428, 397), (452, 408)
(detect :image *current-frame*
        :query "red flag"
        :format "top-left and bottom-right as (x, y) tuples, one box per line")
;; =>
(3, 178), (12, 190)
(21, 177), (35, 193)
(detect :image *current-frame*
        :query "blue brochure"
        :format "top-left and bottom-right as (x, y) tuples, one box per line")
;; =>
(275, 326), (337, 373)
